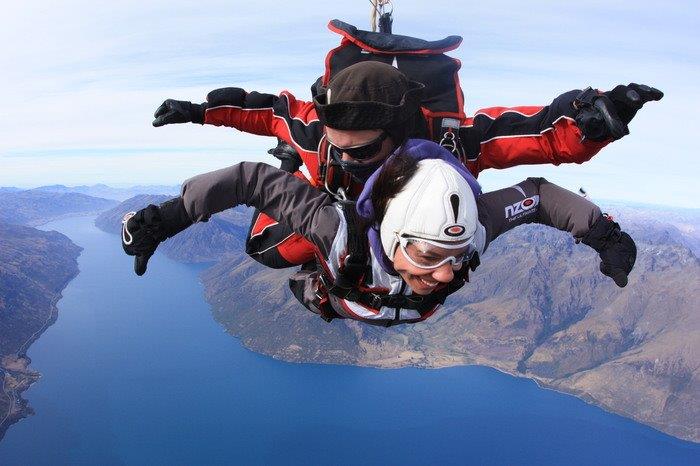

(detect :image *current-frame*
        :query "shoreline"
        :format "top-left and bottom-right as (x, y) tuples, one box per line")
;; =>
(29, 210), (106, 228)
(0, 213), (98, 441)
(222, 326), (699, 445)
(0, 266), (80, 441)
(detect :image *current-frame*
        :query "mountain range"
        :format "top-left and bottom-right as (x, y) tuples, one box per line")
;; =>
(198, 205), (700, 443)
(0, 190), (117, 226)
(26, 184), (180, 201)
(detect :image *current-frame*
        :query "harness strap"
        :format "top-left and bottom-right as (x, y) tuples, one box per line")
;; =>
(334, 202), (370, 289)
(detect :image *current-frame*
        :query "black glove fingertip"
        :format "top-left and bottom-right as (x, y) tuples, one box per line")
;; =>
(600, 262), (628, 288)
(154, 102), (170, 118)
(153, 113), (178, 127)
(613, 272), (628, 288)
(134, 254), (151, 276)
(593, 97), (628, 140)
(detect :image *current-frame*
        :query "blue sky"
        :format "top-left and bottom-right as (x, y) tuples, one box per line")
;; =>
(1, 0), (698, 208)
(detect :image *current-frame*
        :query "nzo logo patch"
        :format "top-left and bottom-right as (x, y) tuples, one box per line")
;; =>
(505, 195), (540, 221)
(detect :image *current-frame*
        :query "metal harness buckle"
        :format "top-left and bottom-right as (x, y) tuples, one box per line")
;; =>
(439, 117), (464, 159)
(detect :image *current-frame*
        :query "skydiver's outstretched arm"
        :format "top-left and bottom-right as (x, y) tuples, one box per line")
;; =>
(462, 84), (663, 175)
(152, 89), (323, 155)
(122, 162), (342, 275)
(180, 162), (339, 256)
(477, 179), (636, 287)
(477, 177), (601, 242)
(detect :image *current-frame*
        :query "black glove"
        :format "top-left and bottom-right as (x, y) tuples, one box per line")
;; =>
(574, 84), (663, 141)
(581, 215), (637, 288)
(121, 197), (193, 276)
(268, 139), (302, 173)
(152, 99), (206, 127)
(604, 83), (663, 125)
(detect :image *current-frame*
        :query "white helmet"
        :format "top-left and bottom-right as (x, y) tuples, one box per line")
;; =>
(380, 159), (479, 260)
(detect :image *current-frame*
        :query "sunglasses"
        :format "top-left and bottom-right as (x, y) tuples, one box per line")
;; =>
(328, 132), (388, 161)
(397, 234), (476, 270)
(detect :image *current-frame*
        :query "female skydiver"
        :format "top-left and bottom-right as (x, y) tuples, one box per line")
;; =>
(121, 139), (635, 326)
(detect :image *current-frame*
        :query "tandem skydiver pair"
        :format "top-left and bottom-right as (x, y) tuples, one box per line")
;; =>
(122, 20), (660, 325)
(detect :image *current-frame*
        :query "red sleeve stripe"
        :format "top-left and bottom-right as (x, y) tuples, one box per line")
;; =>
(249, 215), (280, 239)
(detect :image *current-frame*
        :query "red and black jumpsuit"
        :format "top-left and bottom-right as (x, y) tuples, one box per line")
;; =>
(202, 87), (609, 268)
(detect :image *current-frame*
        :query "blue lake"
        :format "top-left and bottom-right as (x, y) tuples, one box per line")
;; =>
(0, 215), (698, 465)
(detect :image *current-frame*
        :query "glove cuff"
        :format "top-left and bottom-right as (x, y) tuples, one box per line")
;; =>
(581, 214), (621, 252)
(158, 197), (194, 238)
(574, 88), (629, 141)
(190, 102), (207, 125)
(603, 85), (637, 125)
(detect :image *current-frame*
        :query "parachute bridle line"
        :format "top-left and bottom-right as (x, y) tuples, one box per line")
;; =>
(370, 0), (393, 33)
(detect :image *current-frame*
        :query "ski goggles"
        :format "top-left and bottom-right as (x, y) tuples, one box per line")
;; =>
(396, 234), (477, 270)
(328, 132), (388, 161)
